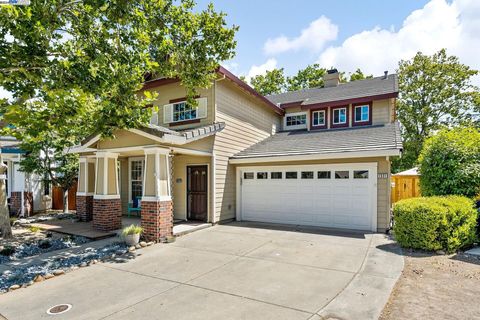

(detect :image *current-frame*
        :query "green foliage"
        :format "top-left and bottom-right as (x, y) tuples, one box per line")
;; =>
(0, 0), (237, 202)
(286, 64), (327, 90)
(393, 196), (478, 252)
(28, 225), (41, 233)
(349, 68), (373, 82)
(418, 127), (480, 198)
(250, 68), (286, 96)
(394, 49), (479, 171)
(122, 224), (143, 236)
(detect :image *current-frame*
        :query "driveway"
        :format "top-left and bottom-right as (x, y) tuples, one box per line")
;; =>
(0, 222), (403, 320)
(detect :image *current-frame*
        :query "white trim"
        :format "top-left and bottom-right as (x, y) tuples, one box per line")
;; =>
(130, 129), (186, 145)
(312, 110), (326, 127)
(284, 111), (307, 130)
(236, 162), (378, 232)
(93, 194), (120, 200)
(332, 107), (347, 125)
(143, 146), (170, 155)
(171, 147), (212, 156)
(76, 192), (94, 196)
(230, 149), (402, 164)
(210, 153), (216, 223)
(129, 157), (144, 204)
(141, 195), (172, 202)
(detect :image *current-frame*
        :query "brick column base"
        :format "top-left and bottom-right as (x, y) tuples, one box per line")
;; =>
(93, 198), (122, 231)
(76, 195), (93, 222)
(141, 200), (173, 242)
(10, 191), (33, 217)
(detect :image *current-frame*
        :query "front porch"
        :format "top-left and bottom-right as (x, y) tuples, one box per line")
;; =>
(76, 144), (213, 242)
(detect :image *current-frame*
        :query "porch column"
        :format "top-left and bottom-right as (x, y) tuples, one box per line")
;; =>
(141, 147), (173, 242)
(92, 151), (121, 231)
(76, 156), (95, 221)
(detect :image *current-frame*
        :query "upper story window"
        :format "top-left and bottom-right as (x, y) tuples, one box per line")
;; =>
(284, 112), (307, 130)
(163, 97), (207, 125)
(353, 103), (372, 126)
(354, 105), (369, 122)
(312, 110), (326, 127)
(332, 107), (347, 125)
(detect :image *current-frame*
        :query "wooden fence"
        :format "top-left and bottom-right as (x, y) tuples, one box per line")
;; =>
(52, 184), (77, 211)
(391, 175), (421, 203)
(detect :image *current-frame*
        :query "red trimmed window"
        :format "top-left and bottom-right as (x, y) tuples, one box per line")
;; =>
(311, 109), (327, 128)
(331, 106), (349, 128)
(352, 102), (372, 126)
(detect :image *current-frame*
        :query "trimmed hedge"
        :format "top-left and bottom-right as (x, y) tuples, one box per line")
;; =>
(393, 196), (477, 253)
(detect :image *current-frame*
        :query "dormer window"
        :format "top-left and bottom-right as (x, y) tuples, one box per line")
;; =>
(163, 97), (208, 125)
(331, 106), (348, 128)
(284, 112), (307, 130)
(312, 110), (326, 127)
(352, 102), (372, 126)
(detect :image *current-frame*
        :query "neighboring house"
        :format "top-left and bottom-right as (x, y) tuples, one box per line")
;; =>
(0, 136), (52, 216)
(72, 67), (402, 242)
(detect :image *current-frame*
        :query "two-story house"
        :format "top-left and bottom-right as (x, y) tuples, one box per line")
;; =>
(72, 67), (401, 242)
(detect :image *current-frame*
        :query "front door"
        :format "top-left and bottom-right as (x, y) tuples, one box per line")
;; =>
(187, 165), (208, 221)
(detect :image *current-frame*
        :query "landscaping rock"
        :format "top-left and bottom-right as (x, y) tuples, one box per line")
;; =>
(44, 273), (54, 279)
(128, 246), (136, 252)
(135, 244), (141, 249)
(33, 275), (44, 282)
(53, 269), (65, 276)
(147, 241), (154, 246)
(436, 250), (446, 255)
(9, 284), (20, 290)
(79, 262), (87, 268)
(139, 241), (147, 247)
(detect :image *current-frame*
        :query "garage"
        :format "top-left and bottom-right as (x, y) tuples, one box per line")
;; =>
(236, 163), (377, 231)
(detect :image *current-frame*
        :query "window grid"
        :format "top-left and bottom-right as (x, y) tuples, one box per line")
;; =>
(286, 114), (306, 126)
(173, 101), (197, 122)
(312, 110), (325, 126)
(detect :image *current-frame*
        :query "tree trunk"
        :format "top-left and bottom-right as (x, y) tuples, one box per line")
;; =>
(63, 189), (69, 213)
(0, 163), (13, 239)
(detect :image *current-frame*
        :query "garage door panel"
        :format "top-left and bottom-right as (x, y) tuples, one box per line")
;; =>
(239, 165), (376, 231)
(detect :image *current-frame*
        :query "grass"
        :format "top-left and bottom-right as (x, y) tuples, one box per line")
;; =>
(28, 226), (42, 233)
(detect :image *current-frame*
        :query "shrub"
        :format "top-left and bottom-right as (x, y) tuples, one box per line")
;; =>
(418, 126), (480, 198)
(393, 196), (477, 252)
(121, 224), (143, 236)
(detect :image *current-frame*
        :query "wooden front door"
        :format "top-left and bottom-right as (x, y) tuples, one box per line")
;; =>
(187, 165), (208, 221)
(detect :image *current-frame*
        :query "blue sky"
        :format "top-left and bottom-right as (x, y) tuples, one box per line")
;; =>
(196, 0), (480, 82)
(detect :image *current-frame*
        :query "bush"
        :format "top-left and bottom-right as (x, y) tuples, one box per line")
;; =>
(418, 127), (480, 198)
(121, 224), (143, 236)
(393, 196), (477, 253)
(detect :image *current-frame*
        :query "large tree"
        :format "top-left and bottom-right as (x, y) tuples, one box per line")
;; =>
(0, 0), (237, 226)
(286, 64), (327, 91)
(394, 49), (479, 171)
(349, 68), (373, 82)
(250, 68), (286, 96)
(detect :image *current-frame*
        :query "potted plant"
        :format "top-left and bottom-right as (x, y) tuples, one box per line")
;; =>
(122, 225), (143, 246)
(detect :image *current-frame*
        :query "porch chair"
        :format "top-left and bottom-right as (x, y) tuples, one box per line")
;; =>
(127, 196), (142, 217)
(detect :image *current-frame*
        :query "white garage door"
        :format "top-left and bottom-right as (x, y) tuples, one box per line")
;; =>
(237, 164), (377, 231)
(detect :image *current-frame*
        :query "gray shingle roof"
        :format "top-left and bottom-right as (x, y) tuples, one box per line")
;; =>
(232, 123), (402, 159)
(266, 74), (398, 106)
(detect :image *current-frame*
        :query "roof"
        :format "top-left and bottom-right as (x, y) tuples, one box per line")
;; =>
(142, 66), (284, 116)
(231, 122), (402, 159)
(394, 167), (419, 176)
(266, 74), (398, 107)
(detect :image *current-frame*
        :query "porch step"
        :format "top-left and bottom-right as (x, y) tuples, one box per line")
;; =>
(173, 222), (212, 237)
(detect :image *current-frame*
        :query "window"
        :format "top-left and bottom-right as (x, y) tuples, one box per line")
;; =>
(244, 172), (254, 179)
(173, 101), (197, 122)
(257, 172), (268, 179)
(284, 112), (307, 130)
(130, 159), (144, 204)
(271, 172), (283, 179)
(335, 171), (349, 179)
(354, 105), (369, 122)
(354, 170), (369, 179)
(333, 107), (347, 125)
(312, 110), (325, 126)
(286, 171), (298, 179)
(317, 171), (331, 179)
(301, 171), (314, 179)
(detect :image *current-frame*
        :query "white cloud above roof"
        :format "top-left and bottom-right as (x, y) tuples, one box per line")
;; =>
(263, 16), (338, 55)
(317, 0), (480, 79)
(245, 58), (278, 82)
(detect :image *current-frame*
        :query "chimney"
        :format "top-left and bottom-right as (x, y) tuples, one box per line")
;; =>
(383, 70), (388, 79)
(324, 68), (340, 87)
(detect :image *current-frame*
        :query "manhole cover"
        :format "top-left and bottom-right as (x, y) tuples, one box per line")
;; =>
(46, 304), (72, 315)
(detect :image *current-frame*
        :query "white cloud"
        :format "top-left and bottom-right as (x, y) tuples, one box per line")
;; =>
(245, 58), (278, 81)
(317, 0), (480, 80)
(264, 16), (338, 55)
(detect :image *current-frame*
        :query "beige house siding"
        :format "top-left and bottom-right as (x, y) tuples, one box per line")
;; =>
(97, 130), (157, 149)
(372, 99), (391, 125)
(234, 156), (391, 232)
(148, 82), (215, 130)
(213, 79), (281, 222)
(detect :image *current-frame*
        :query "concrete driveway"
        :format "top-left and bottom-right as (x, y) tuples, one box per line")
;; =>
(0, 222), (403, 320)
